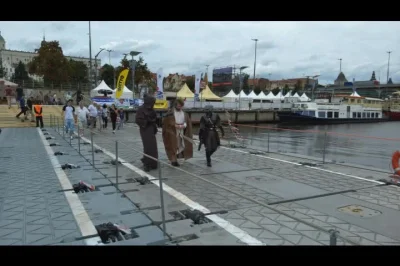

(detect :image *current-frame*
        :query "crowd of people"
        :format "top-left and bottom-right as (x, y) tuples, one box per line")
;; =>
(64, 100), (126, 139)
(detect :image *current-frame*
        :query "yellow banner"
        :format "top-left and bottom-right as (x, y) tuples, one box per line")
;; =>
(115, 69), (129, 99)
(154, 99), (168, 109)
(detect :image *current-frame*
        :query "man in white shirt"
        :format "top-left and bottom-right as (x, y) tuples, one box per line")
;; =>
(87, 102), (98, 129)
(62, 99), (76, 139)
(75, 101), (89, 137)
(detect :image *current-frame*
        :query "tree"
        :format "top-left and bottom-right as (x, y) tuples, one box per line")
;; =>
(115, 56), (153, 93)
(12, 61), (29, 81)
(283, 84), (290, 94)
(293, 79), (303, 93)
(67, 59), (88, 84)
(271, 87), (280, 95)
(27, 40), (69, 84)
(242, 73), (250, 93)
(185, 75), (195, 91)
(100, 64), (115, 88)
(0, 57), (4, 78)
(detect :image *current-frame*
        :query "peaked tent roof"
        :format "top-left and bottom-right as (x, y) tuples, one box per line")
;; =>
(92, 80), (113, 92)
(112, 86), (134, 99)
(177, 83), (195, 98)
(223, 89), (238, 98)
(350, 91), (361, 97)
(275, 91), (284, 100)
(239, 90), (249, 98)
(300, 93), (310, 101)
(284, 91), (292, 97)
(258, 91), (268, 100)
(265, 91), (277, 99)
(200, 85), (221, 100)
(293, 92), (300, 98)
(247, 91), (259, 99)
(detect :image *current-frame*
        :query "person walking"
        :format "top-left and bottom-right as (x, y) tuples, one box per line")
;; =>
(87, 102), (98, 130)
(162, 98), (193, 167)
(75, 101), (89, 137)
(62, 99), (76, 139)
(16, 96), (27, 121)
(109, 104), (118, 134)
(27, 96), (35, 122)
(198, 105), (224, 167)
(34, 101), (44, 128)
(135, 95), (158, 172)
(102, 104), (109, 129)
(117, 108), (125, 130)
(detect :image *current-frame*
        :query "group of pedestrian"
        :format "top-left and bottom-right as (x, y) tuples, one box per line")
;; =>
(68, 100), (126, 138)
(136, 95), (224, 172)
(15, 95), (45, 128)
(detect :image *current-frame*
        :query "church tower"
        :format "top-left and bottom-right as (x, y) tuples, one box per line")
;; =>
(370, 71), (376, 81)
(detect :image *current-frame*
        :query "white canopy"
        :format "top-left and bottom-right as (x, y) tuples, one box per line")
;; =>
(275, 91), (284, 100)
(112, 86), (134, 99)
(293, 92), (300, 98)
(238, 90), (249, 98)
(284, 91), (292, 98)
(90, 80), (113, 97)
(300, 93), (311, 102)
(223, 89), (238, 98)
(350, 91), (361, 97)
(247, 90), (259, 99)
(258, 91), (268, 100)
(265, 91), (277, 100)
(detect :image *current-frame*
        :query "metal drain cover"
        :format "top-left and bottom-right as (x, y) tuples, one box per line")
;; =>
(337, 205), (381, 218)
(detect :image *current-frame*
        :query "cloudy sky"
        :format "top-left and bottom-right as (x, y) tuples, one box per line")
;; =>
(1, 21), (399, 84)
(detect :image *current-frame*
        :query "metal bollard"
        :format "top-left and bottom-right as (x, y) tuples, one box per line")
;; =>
(50, 114), (52, 128)
(115, 141), (119, 190)
(322, 130), (327, 164)
(267, 131), (270, 153)
(78, 125), (81, 155)
(158, 160), (167, 237)
(329, 229), (339, 246)
(90, 131), (95, 168)
(62, 119), (65, 138)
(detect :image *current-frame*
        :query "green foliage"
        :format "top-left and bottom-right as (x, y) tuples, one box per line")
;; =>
(100, 64), (115, 88)
(0, 57), (4, 78)
(271, 87), (280, 95)
(67, 59), (88, 83)
(293, 79), (303, 93)
(115, 56), (153, 93)
(185, 75), (195, 91)
(242, 73), (250, 93)
(12, 61), (29, 80)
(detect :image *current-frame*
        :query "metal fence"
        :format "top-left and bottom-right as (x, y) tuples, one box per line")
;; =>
(8, 79), (92, 91)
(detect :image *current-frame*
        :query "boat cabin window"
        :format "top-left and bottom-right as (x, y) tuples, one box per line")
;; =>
(357, 112), (361, 118)
(352, 112), (356, 118)
(318, 111), (326, 118)
(367, 113), (370, 118)
(327, 111), (333, 118)
(371, 113), (375, 118)
(362, 112), (366, 118)
(357, 99), (361, 103)
(334, 112), (339, 118)
(309, 111), (316, 117)
(376, 113), (379, 118)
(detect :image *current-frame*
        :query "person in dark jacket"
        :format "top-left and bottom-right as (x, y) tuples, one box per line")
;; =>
(27, 96), (35, 122)
(109, 104), (118, 134)
(135, 95), (158, 172)
(15, 96), (27, 120)
(198, 105), (224, 167)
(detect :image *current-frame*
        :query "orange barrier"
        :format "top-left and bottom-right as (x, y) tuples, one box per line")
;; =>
(392, 151), (400, 175)
(225, 122), (400, 142)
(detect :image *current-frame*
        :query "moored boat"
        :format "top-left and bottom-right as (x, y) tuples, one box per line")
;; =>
(383, 91), (400, 121)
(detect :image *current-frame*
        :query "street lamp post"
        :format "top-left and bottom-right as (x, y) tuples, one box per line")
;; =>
(386, 51), (392, 98)
(88, 21), (93, 90)
(338, 58), (342, 73)
(106, 49), (115, 89)
(129, 51), (141, 98)
(251, 39), (258, 91)
(94, 48), (105, 87)
(239, 66), (249, 110)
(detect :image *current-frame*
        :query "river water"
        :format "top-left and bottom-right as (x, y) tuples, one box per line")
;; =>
(195, 121), (400, 171)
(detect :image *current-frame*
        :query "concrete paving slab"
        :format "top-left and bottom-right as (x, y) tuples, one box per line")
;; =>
(108, 225), (165, 245)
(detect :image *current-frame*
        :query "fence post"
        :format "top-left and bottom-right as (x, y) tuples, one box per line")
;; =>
(50, 114), (52, 128)
(78, 124), (81, 155)
(91, 131), (95, 168)
(329, 229), (339, 246)
(322, 130), (327, 164)
(158, 160), (167, 238)
(115, 141), (119, 190)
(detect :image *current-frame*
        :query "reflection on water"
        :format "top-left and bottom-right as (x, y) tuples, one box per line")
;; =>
(194, 122), (400, 171)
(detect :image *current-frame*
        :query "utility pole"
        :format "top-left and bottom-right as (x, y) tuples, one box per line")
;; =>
(338, 58), (342, 73)
(94, 48), (105, 87)
(129, 51), (141, 98)
(251, 39), (258, 90)
(88, 21), (93, 90)
(106, 49), (115, 89)
(386, 51), (392, 98)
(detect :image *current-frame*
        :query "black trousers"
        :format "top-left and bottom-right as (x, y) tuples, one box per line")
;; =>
(111, 118), (117, 130)
(206, 149), (216, 163)
(36, 116), (44, 128)
(16, 107), (27, 118)
(102, 117), (108, 128)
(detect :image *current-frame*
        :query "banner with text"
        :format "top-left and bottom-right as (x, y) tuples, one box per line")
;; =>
(115, 68), (129, 99)
(156, 68), (164, 99)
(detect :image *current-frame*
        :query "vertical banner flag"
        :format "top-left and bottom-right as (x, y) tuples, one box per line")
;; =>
(156, 68), (164, 99)
(194, 71), (202, 101)
(115, 69), (129, 99)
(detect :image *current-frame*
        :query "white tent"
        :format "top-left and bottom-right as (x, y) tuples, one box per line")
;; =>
(223, 89), (238, 99)
(258, 91), (268, 100)
(293, 92), (300, 98)
(284, 91), (292, 98)
(300, 93), (310, 102)
(238, 90), (249, 99)
(265, 91), (277, 100)
(90, 80), (113, 97)
(247, 90), (259, 99)
(350, 91), (361, 97)
(275, 91), (284, 100)
(112, 86), (134, 99)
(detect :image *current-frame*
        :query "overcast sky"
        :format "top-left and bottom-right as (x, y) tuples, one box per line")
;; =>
(1, 21), (399, 85)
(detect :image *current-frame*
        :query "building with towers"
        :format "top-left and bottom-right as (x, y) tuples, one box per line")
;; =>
(0, 31), (100, 82)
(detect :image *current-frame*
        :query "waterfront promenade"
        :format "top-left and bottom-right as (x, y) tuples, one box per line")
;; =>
(0, 124), (400, 245)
